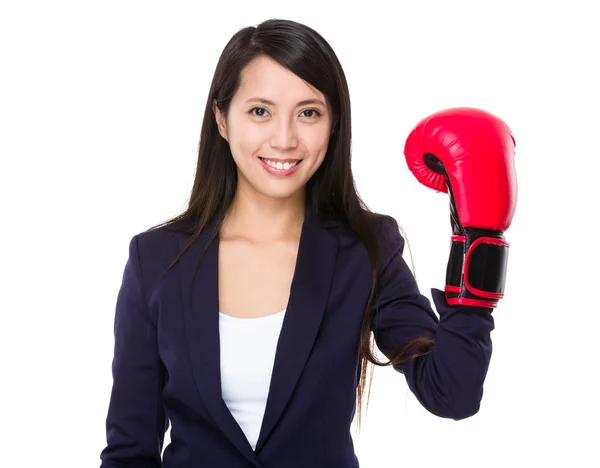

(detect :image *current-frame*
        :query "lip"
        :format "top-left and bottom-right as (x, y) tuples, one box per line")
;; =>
(261, 158), (300, 164)
(259, 157), (302, 177)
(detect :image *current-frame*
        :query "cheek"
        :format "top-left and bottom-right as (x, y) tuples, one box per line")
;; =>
(305, 129), (330, 161)
(228, 122), (263, 159)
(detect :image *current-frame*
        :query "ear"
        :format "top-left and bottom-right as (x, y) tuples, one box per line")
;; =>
(213, 99), (228, 141)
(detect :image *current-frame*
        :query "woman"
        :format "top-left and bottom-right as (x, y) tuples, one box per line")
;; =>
(99, 18), (508, 468)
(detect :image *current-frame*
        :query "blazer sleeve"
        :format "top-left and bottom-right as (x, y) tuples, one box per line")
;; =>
(370, 216), (495, 420)
(100, 234), (168, 467)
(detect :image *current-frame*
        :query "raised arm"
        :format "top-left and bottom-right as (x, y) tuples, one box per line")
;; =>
(371, 218), (495, 420)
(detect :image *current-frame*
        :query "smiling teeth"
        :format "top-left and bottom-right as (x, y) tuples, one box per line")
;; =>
(263, 159), (299, 170)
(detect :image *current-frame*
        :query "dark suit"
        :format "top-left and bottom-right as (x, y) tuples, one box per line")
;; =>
(99, 206), (494, 467)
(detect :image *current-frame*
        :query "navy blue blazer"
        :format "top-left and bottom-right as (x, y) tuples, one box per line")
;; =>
(99, 207), (495, 468)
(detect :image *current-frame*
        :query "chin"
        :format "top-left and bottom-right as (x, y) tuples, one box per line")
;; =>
(259, 185), (305, 200)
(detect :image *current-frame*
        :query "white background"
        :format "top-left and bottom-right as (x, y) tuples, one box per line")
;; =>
(1, 1), (599, 466)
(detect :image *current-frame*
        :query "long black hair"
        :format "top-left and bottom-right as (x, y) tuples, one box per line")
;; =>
(148, 18), (434, 432)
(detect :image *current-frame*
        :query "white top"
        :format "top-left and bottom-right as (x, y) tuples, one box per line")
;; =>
(218, 309), (286, 450)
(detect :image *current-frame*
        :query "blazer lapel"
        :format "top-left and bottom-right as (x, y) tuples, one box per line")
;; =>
(178, 220), (264, 468)
(254, 207), (339, 452)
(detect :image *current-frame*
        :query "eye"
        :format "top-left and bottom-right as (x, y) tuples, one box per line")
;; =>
(249, 107), (269, 117)
(301, 109), (322, 118)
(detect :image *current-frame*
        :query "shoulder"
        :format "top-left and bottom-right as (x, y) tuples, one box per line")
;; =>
(369, 212), (400, 234)
(127, 221), (195, 289)
(132, 217), (199, 254)
(329, 210), (405, 267)
(368, 212), (406, 272)
(136, 225), (190, 255)
(365, 211), (405, 252)
(329, 210), (402, 241)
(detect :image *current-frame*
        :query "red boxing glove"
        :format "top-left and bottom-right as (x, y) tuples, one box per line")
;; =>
(404, 107), (518, 308)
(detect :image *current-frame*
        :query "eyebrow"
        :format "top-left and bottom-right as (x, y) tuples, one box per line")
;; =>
(244, 97), (326, 108)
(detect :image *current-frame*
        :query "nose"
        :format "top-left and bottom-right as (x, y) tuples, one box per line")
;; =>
(269, 117), (298, 150)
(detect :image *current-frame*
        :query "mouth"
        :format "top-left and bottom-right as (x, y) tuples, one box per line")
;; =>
(258, 157), (303, 170)
(258, 157), (304, 177)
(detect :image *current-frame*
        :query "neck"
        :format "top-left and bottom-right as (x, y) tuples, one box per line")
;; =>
(222, 186), (306, 242)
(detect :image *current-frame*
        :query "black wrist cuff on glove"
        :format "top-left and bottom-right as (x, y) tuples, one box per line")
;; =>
(445, 227), (509, 308)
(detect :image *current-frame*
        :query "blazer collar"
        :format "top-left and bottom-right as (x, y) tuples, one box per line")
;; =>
(177, 204), (340, 466)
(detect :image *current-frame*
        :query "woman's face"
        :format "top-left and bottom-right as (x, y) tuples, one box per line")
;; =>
(214, 55), (332, 202)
